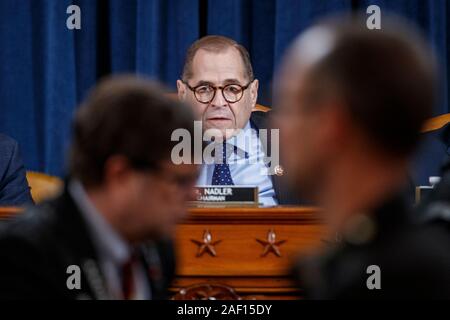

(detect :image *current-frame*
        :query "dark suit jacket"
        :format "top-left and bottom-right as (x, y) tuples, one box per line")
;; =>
(0, 134), (33, 206)
(250, 111), (304, 205)
(414, 123), (450, 229)
(412, 123), (450, 186)
(416, 158), (450, 232)
(292, 194), (450, 299)
(0, 187), (175, 300)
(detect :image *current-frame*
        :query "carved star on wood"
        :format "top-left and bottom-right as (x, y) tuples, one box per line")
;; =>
(191, 230), (222, 257)
(256, 229), (287, 257)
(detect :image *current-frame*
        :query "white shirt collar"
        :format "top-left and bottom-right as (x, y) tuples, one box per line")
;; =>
(68, 180), (131, 266)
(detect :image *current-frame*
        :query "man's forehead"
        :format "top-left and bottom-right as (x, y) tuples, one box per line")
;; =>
(190, 48), (247, 83)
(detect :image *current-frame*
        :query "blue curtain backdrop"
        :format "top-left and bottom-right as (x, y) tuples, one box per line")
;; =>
(0, 0), (449, 184)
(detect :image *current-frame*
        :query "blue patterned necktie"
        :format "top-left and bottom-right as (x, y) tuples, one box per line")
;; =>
(212, 142), (234, 185)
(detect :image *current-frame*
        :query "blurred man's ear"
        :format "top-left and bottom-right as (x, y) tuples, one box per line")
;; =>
(250, 79), (259, 109)
(103, 155), (134, 188)
(176, 80), (187, 101)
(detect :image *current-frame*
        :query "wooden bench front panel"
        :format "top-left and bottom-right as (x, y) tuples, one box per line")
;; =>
(172, 206), (326, 299)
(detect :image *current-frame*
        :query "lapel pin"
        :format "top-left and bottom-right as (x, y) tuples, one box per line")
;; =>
(274, 165), (284, 176)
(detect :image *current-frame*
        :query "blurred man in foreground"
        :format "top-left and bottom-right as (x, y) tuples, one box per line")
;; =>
(0, 76), (199, 299)
(275, 17), (450, 299)
(0, 134), (33, 205)
(177, 35), (299, 205)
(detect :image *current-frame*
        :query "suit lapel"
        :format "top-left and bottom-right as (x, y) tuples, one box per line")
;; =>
(250, 112), (302, 205)
(250, 112), (282, 196)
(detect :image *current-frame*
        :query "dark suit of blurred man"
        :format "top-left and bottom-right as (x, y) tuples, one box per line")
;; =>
(0, 134), (33, 206)
(416, 123), (450, 232)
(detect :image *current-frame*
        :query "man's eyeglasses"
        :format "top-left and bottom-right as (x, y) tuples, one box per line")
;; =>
(182, 79), (254, 104)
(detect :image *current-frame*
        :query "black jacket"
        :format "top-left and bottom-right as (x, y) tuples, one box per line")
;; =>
(0, 134), (33, 206)
(292, 194), (450, 299)
(0, 187), (175, 300)
(250, 111), (303, 205)
(416, 160), (450, 232)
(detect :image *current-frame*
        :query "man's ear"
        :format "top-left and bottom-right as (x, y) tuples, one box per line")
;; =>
(250, 79), (259, 108)
(177, 80), (187, 101)
(103, 155), (133, 189)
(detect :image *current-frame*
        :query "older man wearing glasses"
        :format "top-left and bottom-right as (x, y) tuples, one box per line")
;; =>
(177, 35), (299, 205)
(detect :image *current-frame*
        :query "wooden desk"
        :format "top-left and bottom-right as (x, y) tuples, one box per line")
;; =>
(0, 207), (21, 220)
(173, 206), (325, 299)
(0, 206), (326, 300)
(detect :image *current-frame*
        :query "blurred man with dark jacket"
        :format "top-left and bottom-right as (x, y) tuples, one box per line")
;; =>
(275, 16), (450, 299)
(0, 134), (33, 206)
(0, 76), (199, 299)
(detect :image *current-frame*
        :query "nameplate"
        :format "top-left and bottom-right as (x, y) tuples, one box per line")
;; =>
(191, 186), (259, 207)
